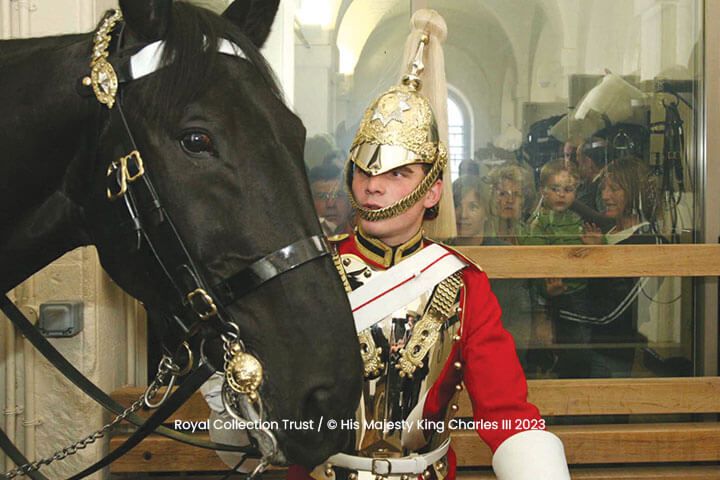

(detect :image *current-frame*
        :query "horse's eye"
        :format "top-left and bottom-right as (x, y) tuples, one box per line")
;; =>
(180, 132), (217, 157)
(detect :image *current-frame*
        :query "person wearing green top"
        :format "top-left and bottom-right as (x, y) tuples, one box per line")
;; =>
(525, 159), (600, 296)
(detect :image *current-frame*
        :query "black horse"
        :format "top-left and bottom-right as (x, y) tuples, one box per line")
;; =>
(0, 0), (361, 468)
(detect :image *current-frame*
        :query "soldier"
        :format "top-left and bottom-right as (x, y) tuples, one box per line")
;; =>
(293, 9), (570, 480)
(204, 9), (570, 480)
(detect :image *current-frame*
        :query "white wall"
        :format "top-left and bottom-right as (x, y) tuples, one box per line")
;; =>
(262, 0), (296, 105)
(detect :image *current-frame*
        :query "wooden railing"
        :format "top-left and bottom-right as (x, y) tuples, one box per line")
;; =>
(109, 244), (720, 479)
(459, 244), (720, 278)
(109, 377), (720, 478)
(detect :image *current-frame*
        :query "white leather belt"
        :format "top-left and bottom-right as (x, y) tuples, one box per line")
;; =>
(327, 439), (451, 476)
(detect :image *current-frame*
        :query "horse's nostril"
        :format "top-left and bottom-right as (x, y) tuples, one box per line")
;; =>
(303, 386), (334, 422)
(280, 385), (356, 465)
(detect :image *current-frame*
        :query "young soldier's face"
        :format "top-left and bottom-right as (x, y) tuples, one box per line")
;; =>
(351, 164), (442, 246)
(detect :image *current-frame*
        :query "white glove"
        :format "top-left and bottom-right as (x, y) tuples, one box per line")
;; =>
(492, 430), (571, 480)
(199, 372), (225, 413)
(199, 373), (261, 472)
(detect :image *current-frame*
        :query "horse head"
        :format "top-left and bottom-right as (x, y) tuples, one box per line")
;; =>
(2, 0), (362, 468)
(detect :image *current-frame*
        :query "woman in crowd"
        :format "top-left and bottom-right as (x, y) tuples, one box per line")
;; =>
(451, 173), (538, 371)
(453, 174), (492, 242)
(486, 163), (536, 244)
(548, 156), (663, 378)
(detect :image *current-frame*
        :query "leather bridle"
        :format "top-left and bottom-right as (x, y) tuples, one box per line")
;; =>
(1, 9), (332, 479)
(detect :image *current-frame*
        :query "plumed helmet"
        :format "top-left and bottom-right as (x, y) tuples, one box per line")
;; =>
(346, 11), (449, 223)
(350, 85), (444, 176)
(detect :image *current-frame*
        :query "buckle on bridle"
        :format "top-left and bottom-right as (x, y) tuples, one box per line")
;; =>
(174, 341), (195, 376)
(106, 150), (145, 200)
(187, 288), (218, 320)
(106, 161), (127, 200)
(124, 150), (145, 180)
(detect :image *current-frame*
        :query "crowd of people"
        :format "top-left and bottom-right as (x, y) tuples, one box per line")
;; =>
(306, 131), (663, 380)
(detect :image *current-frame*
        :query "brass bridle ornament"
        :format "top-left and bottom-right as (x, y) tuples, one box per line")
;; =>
(87, 8), (269, 415)
(2, 7), (336, 479)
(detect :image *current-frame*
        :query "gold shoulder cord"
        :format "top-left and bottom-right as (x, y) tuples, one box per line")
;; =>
(359, 329), (384, 378)
(396, 271), (463, 378)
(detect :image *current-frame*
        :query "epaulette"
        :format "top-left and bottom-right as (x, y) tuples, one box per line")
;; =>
(327, 233), (350, 243)
(426, 237), (484, 272)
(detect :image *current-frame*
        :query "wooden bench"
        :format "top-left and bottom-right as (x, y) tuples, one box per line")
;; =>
(109, 376), (720, 479)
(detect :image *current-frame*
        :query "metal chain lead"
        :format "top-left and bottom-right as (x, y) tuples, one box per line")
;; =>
(3, 358), (177, 479)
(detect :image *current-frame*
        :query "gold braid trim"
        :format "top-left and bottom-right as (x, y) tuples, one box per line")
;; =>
(346, 143), (447, 222)
(333, 247), (385, 378)
(396, 271), (463, 378)
(334, 248), (385, 378)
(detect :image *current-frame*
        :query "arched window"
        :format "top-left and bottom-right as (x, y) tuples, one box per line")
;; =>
(447, 88), (473, 181)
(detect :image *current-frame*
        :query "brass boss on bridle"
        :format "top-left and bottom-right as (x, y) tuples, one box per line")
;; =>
(345, 34), (448, 222)
(86, 8), (332, 470)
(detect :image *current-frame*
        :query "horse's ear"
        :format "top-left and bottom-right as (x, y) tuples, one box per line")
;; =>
(223, 0), (280, 48)
(119, 0), (173, 42)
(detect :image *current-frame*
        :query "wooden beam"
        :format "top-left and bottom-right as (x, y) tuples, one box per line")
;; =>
(455, 244), (720, 278)
(456, 377), (720, 416)
(457, 466), (720, 480)
(110, 376), (720, 425)
(112, 386), (209, 423)
(110, 423), (720, 472)
(109, 433), (247, 472)
(109, 466), (720, 480)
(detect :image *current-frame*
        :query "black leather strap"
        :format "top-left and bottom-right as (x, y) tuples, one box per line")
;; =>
(0, 427), (48, 480)
(0, 295), (255, 454)
(104, 102), (235, 336)
(67, 362), (216, 480)
(214, 235), (330, 305)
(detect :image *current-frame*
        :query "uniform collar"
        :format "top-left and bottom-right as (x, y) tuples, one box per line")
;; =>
(354, 226), (425, 268)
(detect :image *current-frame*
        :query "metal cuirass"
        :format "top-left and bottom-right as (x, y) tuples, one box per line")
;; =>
(341, 253), (463, 458)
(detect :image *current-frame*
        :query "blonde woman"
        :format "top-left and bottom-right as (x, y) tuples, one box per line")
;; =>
(487, 163), (536, 244)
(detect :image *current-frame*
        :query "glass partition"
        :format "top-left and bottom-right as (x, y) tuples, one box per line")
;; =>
(293, 0), (703, 379)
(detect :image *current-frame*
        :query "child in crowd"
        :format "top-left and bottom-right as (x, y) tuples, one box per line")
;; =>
(526, 159), (601, 297)
(523, 159), (601, 376)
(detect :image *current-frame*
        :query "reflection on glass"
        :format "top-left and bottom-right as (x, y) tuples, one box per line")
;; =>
(292, 0), (701, 379)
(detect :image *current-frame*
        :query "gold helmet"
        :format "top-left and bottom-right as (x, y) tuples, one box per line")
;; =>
(346, 32), (448, 222)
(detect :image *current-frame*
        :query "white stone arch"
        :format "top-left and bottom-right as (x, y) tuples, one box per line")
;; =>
(334, 0), (404, 75)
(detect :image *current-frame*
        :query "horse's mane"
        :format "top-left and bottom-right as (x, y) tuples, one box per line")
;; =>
(124, 2), (283, 125)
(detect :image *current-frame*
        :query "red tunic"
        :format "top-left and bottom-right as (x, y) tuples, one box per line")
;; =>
(289, 233), (544, 480)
